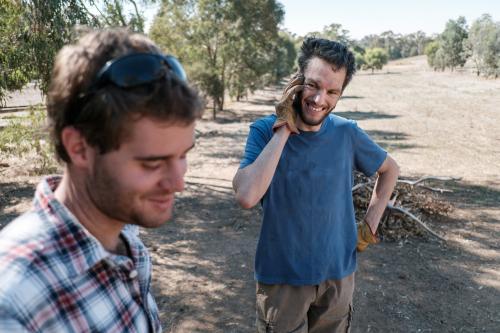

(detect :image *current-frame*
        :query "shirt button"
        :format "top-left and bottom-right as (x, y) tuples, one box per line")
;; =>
(129, 269), (138, 279)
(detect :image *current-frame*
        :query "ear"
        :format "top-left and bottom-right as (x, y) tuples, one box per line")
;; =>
(60, 126), (96, 168)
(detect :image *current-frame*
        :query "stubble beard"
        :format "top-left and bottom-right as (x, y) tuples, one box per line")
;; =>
(86, 160), (168, 229)
(294, 98), (332, 128)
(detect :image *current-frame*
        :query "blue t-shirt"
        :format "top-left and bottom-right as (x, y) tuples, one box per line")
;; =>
(240, 114), (387, 285)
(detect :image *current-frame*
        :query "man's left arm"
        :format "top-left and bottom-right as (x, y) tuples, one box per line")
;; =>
(357, 154), (399, 252)
(364, 154), (399, 232)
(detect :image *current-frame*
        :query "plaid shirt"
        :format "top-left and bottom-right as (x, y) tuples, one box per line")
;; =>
(0, 176), (161, 332)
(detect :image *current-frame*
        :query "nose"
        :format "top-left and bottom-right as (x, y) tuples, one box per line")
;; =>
(313, 89), (327, 105)
(159, 160), (187, 192)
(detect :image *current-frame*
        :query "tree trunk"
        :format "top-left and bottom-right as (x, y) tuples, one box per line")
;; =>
(212, 100), (216, 120)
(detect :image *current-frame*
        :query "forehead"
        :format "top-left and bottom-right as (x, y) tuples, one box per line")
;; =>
(122, 117), (195, 154)
(304, 57), (346, 90)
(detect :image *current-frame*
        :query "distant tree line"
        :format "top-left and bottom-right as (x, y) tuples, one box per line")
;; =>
(300, 23), (432, 73)
(425, 15), (500, 77)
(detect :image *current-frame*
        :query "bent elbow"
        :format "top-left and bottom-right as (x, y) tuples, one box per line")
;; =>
(392, 158), (401, 177)
(235, 191), (258, 209)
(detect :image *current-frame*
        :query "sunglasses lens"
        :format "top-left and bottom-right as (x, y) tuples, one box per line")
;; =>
(97, 53), (187, 91)
(164, 55), (187, 82)
(108, 54), (165, 88)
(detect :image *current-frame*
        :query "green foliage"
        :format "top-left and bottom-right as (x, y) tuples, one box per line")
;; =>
(0, 106), (57, 174)
(21, 1), (97, 94)
(267, 31), (297, 85)
(307, 23), (353, 47)
(360, 31), (432, 60)
(0, 1), (154, 103)
(433, 47), (447, 71)
(364, 48), (388, 73)
(424, 40), (440, 69)
(89, 0), (155, 33)
(466, 14), (500, 77)
(0, 0), (31, 105)
(439, 16), (469, 70)
(150, 0), (289, 117)
(354, 52), (365, 70)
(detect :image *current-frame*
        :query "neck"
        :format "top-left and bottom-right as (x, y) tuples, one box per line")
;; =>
(54, 169), (124, 253)
(296, 117), (323, 132)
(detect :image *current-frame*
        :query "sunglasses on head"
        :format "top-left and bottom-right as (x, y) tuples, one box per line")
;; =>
(87, 52), (187, 93)
(70, 52), (187, 123)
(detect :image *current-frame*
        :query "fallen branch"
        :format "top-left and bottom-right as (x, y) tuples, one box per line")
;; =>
(418, 185), (453, 193)
(387, 204), (447, 242)
(398, 176), (461, 186)
(352, 181), (373, 192)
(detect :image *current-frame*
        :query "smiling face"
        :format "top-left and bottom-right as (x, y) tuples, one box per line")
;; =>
(86, 117), (195, 228)
(296, 57), (347, 132)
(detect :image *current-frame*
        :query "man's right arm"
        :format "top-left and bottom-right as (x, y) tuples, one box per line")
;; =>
(233, 126), (291, 209)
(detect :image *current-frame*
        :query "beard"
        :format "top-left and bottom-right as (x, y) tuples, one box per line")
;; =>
(85, 156), (172, 229)
(294, 92), (332, 128)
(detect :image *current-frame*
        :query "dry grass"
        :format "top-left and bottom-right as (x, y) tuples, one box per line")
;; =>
(338, 55), (500, 188)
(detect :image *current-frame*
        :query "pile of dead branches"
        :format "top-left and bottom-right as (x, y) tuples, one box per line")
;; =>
(353, 172), (457, 242)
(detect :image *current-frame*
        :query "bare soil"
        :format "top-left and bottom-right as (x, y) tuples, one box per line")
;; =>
(1, 56), (499, 332)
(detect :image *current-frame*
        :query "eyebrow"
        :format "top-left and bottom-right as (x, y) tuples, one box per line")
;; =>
(305, 78), (341, 94)
(134, 143), (195, 161)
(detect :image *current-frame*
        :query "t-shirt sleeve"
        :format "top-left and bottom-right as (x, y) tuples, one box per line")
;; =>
(351, 122), (387, 176)
(239, 118), (273, 169)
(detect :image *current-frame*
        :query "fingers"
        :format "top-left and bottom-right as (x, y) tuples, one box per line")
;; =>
(272, 120), (299, 135)
(283, 72), (304, 93)
(289, 72), (304, 86)
(282, 84), (303, 103)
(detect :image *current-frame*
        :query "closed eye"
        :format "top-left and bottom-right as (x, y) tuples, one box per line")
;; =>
(141, 162), (162, 170)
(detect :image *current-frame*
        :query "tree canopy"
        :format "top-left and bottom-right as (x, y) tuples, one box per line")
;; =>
(364, 48), (389, 73)
(0, 0), (155, 106)
(465, 14), (500, 77)
(150, 0), (294, 117)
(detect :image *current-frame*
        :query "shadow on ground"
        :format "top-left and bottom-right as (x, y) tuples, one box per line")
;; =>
(144, 180), (260, 331)
(366, 129), (420, 151)
(0, 181), (35, 228)
(335, 110), (398, 121)
(211, 108), (270, 124)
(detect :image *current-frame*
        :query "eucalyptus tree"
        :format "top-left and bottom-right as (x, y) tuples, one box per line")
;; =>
(150, 0), (287, 117)
(466, 14), (500, 77)
(0, 0), (153, 102)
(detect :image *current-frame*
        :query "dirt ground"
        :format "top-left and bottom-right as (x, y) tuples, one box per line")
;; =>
(1, 55), (499, 332)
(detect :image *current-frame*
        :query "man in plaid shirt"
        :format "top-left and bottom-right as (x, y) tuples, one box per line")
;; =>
(0, 29), (203, 332)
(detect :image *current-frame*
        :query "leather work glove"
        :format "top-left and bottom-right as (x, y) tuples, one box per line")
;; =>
(357, 220), (379, 252)
(272, 72), (304, 134)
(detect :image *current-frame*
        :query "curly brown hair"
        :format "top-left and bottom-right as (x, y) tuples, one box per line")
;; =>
(47, 28), (203, 163)
(298, 37), (356, 91)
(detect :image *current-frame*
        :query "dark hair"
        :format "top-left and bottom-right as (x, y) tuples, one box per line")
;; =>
(297, 37), (356, 91)
(47, 28), (204, 163)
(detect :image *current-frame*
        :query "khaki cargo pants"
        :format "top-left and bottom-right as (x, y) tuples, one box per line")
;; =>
(256, 274), (354, 333)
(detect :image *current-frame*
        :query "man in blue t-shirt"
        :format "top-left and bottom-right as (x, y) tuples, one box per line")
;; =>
(233, 37), (399, 332)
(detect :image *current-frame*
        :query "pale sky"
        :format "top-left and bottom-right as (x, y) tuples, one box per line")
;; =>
(145, 1), (499, 39)
(278, 0), (500, 39)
